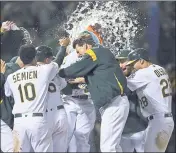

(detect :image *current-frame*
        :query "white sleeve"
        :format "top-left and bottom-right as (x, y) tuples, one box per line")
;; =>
(4, 76), (12, 97)
(42, 62), (59, 82)
(127, 70), (150, 91)
(59, 78), (67, 90)
(55, 74), (67, 90)
(61, 51), (78, 69)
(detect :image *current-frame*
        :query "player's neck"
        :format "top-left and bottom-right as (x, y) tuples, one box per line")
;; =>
(142, 62), (152, 68)
(23, 64), (35, 68)
(37, 62), (45, 65)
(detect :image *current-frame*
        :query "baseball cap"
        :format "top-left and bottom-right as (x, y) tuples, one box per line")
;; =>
(116, 49), (131, 60)
(126, 48), (150, 66)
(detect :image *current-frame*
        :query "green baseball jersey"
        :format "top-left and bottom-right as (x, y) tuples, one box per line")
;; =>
(59, 45), (127, 110)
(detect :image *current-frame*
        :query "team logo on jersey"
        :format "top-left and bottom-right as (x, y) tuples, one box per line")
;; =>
(155, 130), (169, 150)
(78, 83), (87, 89)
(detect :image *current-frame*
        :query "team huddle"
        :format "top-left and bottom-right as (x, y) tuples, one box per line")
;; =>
(0, 21), (174, 152)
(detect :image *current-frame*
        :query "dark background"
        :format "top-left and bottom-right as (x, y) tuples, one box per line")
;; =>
(1, 1), (175, 152)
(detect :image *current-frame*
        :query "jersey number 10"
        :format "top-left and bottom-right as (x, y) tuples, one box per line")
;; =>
(18, 83), (36, 103)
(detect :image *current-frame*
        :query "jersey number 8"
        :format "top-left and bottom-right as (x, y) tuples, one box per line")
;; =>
(18, 83), (36, 103)
(139, 96), (148, 109)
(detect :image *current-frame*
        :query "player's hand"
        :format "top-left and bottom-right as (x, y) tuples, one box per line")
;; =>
(59, 37), (70, 47)
(0, 59), (6, 74)
(68, 77), (85, 84)
(1, 21), (19, 33)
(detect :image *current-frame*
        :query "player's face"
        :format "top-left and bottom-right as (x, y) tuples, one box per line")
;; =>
(119, 59), (132, 76)
(75, 44), (87, 56)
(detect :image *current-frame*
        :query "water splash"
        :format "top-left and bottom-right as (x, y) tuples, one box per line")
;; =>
(19, 27), (32, 44)
(64, 1), (141, 55)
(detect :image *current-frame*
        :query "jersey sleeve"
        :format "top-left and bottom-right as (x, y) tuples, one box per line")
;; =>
(55, 74), (67, 90)
(52, 46), (67, 67)
(60, 50), (78, 69)
(59, 54), (97, 78)
(127, 70), (150, 91)
(4, 75), (12, 97)
(41, 62), (59, 82)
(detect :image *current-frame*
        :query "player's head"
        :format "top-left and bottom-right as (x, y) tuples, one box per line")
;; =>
(116, 49), (132, 77)
(19, 44), (37, 66)
(73, 34), (95, 56)
(36, 45), (53, 64)
(126, 48), (151, 70)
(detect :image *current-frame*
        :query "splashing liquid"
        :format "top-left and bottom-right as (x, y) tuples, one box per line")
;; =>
(19, 27), (32, 44)
(64, 1), (140, 55)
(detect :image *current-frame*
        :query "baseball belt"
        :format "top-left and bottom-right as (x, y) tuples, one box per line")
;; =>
(72, 95), (88, 100)
(14, 113), (43, 118)
(46, 105), (64, 112)
(147, 113), (172, 121)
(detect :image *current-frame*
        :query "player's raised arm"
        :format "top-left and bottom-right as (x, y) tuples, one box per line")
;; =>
(41, 61), (59, 82)
(53, 37), (70, 67)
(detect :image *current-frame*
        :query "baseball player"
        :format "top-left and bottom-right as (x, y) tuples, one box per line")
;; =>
(36, 44), (69, 152)
(4, 44), (59, 152)
(116, 49), (147, 152)
(59, 35), (129, 152)
(0, 59), (14, 152)
(61, 48), (96, 152)
(126, 48), (174, 152)
(0, 21), (26, 152)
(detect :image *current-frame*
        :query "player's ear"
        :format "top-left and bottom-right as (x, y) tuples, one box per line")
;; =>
(140, 59), (144, 65)
(45, 58), (49, 64)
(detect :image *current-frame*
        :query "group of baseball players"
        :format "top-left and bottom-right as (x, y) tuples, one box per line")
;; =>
(0, 21), (174, 152)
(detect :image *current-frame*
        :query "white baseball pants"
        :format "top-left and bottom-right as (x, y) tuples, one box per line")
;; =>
(144, 113), (174, 152)
(0, 120), (13, 152)
(13, 113), (53, 152)
(120, 130), (145, 152)
(100, 95), (129, 152)
(47, 108), (69, 152)
(63, 96), (95, 152)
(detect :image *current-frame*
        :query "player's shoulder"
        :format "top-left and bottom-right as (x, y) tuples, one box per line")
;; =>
(6, 68), (20, 82)
(128, 68), (145, 79)
(64, 50), (78, 64)
(67, 50), (78, 59)
(38, 62), (58, 68)
(128, 66), (152, 81)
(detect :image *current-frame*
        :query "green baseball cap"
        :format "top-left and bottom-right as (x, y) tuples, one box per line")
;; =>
(116, 49), (131, 59)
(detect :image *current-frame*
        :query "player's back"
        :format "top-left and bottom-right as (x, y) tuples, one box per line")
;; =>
(5, 62), (58, 114)
(130, 64), (172, 117)
(47, 74), (67, 109)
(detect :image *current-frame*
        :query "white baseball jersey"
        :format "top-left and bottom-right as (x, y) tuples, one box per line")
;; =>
(61, 50), (79, 68)
(61, 50), (86, 96)
(127, 64), (172, 117)
(4, 62), (58, 114)
(47, 74), (67, 109)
